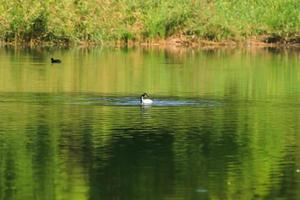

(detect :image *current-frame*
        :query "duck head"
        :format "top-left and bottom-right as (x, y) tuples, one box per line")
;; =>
(140, 93), (150, 102)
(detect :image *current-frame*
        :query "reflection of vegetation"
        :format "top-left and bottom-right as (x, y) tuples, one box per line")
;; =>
(0, 98), (299, 199)
(0, 48), (300, 199)
(0, 48), (299, 100)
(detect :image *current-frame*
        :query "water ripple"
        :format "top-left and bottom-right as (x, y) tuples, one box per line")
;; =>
(76, 97), (220, 107)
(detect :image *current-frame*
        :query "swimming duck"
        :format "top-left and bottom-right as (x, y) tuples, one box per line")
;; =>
(140, 93), (153, 105)
(51, 58), (61, 63)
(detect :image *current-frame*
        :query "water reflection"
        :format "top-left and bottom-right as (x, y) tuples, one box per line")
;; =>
(0, 98), (299, 199)
(0, 47), (300, 200)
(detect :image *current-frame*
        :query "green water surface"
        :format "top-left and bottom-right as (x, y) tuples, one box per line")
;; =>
(0, 47), (300, 200)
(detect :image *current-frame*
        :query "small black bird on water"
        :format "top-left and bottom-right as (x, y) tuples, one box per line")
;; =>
(51, 58), (61, 63)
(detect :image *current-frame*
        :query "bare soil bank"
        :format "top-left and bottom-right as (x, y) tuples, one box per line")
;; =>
(1, 35), (300, 49)
(118, 35), (300, 49)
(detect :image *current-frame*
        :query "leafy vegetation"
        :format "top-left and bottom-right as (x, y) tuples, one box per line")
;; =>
(0, 0), (299, 45)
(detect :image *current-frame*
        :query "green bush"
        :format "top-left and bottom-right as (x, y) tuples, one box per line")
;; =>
(0, 0), (299, 44)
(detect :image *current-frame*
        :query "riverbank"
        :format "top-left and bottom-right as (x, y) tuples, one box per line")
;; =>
(2, 36), (300, 49)
(1, 0), (299, 48)
(114, 35), (300, 48)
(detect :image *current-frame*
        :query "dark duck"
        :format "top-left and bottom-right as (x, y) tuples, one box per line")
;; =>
(51, 58), (61, 63)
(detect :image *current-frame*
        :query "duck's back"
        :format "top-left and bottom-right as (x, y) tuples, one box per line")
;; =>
(142, 99), (153, 105)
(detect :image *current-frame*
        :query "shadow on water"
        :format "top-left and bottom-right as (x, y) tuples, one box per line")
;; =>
(89, 128), (175, 200)
(29, 112), (55, 200)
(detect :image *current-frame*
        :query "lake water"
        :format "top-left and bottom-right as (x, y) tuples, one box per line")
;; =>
(0, 47), (300, 200)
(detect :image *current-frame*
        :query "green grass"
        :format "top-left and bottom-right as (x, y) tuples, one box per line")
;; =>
(0, 0), (299, 45)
